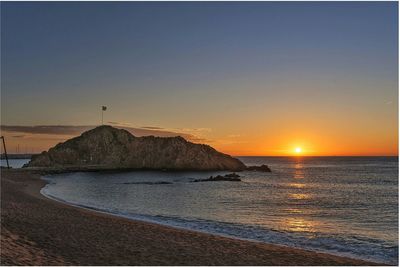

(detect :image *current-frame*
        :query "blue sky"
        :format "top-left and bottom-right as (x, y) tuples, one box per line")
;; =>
(1, 2), (398, 155)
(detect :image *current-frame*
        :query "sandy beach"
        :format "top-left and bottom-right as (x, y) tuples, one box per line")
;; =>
(1, 169), (383, 266)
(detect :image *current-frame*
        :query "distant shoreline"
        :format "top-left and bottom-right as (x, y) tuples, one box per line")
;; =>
(0, 153), (35, 160)
(1, 168), (384, 266)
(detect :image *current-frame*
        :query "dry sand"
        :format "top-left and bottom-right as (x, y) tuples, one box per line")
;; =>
(1, 169), (383, 266)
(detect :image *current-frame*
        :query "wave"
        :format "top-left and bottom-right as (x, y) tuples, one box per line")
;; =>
(118, 181), (173, 185)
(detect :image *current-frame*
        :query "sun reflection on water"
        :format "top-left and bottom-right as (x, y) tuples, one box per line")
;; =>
(282, 217), (318, 233)
(288, 193), (311, 200)
(294, 161), (305, 179)
(281, 158), (317, 233)
(288, 182), (306, 188)
(283, 208), (304, 214)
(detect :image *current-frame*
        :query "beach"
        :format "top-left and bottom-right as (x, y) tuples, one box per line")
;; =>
(0, 169), (382, 266)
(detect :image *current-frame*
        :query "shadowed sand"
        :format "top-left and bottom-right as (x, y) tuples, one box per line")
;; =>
(1, 169), (383, 266)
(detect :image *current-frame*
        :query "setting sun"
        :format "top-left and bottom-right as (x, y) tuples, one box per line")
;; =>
(295, 147), (302, 154)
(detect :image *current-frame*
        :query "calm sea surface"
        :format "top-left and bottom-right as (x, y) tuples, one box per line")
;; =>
(1, 158), (30, 168)
(39, 157), (398, 264)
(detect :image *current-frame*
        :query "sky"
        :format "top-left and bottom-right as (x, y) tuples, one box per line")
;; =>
(1, 2), (398, 156)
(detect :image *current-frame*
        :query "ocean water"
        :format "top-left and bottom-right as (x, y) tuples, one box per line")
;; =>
(1, 158), (30, 168)
(41, 156), (398, 264)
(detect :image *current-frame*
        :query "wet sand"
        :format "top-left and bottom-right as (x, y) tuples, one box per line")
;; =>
(1, 169), (383, 265)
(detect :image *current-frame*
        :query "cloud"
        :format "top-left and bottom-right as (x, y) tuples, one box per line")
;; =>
(177, 128), (212, 133)
(1, 125), (92, 135)
(0, 124), (209, 144)
(140, 126), (165, 130)
(107, 121), (134, 127)
(12, 135), (26, 138)
(215, 140), (248, 145)
(106, 123), (213, 143)
(140, 126), (211, 134)
(187, 136), (214, 143)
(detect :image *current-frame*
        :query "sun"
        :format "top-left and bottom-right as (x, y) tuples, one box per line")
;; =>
(295, 147), (302, 154)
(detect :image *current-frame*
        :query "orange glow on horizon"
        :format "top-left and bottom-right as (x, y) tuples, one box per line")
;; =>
(0, 127), (398, 156)
(214, 133), (398, 157)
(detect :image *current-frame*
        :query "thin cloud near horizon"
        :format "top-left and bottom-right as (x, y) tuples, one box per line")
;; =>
(0, 124), (217, 154)
(0, 124), (209, 142)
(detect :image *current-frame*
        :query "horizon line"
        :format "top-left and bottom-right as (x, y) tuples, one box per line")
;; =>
(1, 153), (398, 158)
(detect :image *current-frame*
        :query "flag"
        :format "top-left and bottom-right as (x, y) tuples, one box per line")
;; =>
(102, 106), (107, 111)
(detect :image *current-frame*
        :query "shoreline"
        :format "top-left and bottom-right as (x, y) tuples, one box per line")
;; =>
(39, 182), (388, 265)
(1, 169), (386, 266)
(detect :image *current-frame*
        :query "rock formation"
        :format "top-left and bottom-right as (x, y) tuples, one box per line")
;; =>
(246, 164), (271, 172)
(25, 125), (246, 171)
(193, 173), (241, 182)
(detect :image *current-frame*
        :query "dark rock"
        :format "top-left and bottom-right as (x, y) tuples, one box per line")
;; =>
(246, 164), (271, 172)
(25, 125), (246, 171)
(223, 172), (240, 178)
(193, 173), (241, 182)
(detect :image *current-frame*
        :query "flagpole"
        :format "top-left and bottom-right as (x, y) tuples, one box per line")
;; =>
(101, 106), (107, 125)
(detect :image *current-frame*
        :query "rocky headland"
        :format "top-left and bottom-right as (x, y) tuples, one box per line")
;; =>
(25, 125), (246, 171)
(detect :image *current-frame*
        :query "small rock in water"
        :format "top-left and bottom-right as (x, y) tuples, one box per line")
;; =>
(192, 173), (241, 182)
(223, 172), (241, 178)
(246, 164), (271, 172)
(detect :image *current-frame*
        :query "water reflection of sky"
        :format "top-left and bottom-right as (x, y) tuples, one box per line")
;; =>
(0, 159), (30, 168)
(41, 157), (399, 264)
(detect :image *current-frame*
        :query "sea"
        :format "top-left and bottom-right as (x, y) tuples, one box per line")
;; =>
(1, 158), (30, 168)
(3, 157), (398, 264)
